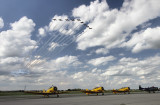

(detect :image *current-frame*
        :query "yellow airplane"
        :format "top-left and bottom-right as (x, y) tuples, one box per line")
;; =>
(25, 85), (63, 97)
(81, 87), (104, 95)
(112, 87), (130, 94)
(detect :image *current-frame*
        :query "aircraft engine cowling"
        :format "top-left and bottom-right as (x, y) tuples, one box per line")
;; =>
(54, 87), (58, 91)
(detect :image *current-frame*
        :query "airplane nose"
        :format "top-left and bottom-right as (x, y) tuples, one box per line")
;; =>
(54, 87), (57, 91)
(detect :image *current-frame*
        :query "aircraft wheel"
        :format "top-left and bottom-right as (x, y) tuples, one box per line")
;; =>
(47, 95), (49, 98)
(86, 93), (89, 96)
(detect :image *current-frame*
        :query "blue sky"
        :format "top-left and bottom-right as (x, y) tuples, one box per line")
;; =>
(0, 0), (160, 90)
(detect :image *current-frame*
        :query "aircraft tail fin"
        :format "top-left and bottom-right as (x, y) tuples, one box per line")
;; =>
(139, 85), (142, 90)
(43, 89), (46, 93)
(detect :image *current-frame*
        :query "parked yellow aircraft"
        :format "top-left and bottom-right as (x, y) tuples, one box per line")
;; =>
(81, 87), (104, 95)
(112, 87), (130, 94)
(25, 85), (63, 97)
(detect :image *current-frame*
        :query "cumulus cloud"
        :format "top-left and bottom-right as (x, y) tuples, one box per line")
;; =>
(0, 17), (38, 88)
(103, 54), (160, 79)
(0, 57), (25, 74)
(71, 68), (105, 88)
(0, 57), (24, 65)
(104, 55), (160, 88)
(74, 0), (160, 52)
(71, 54), (160, 89)
(0, 16), (37, 57)
(48, 42), (60, 51)
(29, 55), (82, 72)
(38, 27), (46, 37)
(95, 48), (109, 55)
(0, 70), (68, 90)
(0, 55), (83, 90)
(123, 27), (160, 53)
(88, 56), (116, 66)
(0, 17), (4, 28)
(72, 0), (109, 22)
(0, 55), (82, 90)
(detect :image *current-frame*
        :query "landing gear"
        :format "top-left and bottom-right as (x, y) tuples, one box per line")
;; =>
(86, 93), (90, 96)
(44, 95), (49, 98)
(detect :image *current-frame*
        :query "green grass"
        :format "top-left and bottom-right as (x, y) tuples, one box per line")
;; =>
(0, 91), (34, 96)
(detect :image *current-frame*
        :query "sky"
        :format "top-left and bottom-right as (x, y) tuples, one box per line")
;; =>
(0, 0), (160, 90)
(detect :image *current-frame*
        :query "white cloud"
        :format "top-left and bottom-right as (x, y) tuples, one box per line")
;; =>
(88, 56), (116, 66)
(0, 16), (37, 57)
(95, 48), (109, 55)
(38, 27), (46, 37)
(48, 42), (60, 51)
(71, 68), (104, 88)
(119, 53), (124, 56)
(103, 55), (160, 77)
(123, 27), (160, 53)
(0, 57), (24, 65)
(0, 55), (82, 90)
(103, 55), (160, 88)
(74, 0), (160, 52)
(0, 17), (4, 28)
(0, 57), (24, 73)
(1, 54), (160, 90)
(72, 0), (109, 22)
(29, 55), (82, 72)
(71, 54), (160, 89)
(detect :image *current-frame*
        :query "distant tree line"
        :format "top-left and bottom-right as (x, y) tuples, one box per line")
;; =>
(67, 88), (82, 91)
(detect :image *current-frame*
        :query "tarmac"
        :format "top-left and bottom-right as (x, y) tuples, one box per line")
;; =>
(0, 93), (160, 105)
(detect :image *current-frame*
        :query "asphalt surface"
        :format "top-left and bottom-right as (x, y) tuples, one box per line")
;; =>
(0, 93), (160, 105)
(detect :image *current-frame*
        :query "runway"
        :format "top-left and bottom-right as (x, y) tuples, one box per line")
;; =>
(0, 93), (160, 105)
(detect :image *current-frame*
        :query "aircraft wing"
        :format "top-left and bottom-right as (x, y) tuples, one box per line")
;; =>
(112, 90), (130, 93)
(112, 90), (126, 92)
(81, 90), (102, 93)
(25, 91), (67, 95)
(25, 91), (64, 95)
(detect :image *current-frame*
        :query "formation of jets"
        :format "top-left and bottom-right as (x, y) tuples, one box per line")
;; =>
(25, 85), (160, 98)
(52, 18), (92, 29)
